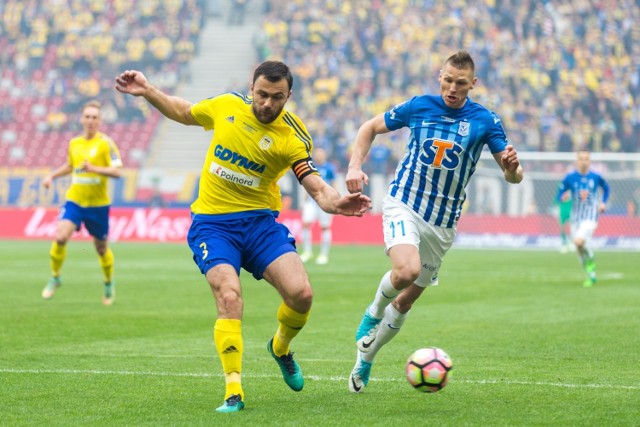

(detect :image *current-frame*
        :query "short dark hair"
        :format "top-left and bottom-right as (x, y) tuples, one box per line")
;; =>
(253, 60), (293, 90)
(445, 50), (475, 73)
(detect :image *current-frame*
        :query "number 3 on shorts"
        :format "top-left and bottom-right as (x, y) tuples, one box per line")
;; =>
(199, 242), (209, 259)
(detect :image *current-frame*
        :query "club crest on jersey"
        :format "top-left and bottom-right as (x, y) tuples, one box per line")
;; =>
(259, 135), (273, 150)
(458, 121), (470, 136)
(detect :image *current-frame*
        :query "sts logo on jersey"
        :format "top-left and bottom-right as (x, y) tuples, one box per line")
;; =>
(418, 138), (463, 170)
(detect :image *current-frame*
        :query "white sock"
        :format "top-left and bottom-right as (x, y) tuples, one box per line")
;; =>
(361, 304), (408, 363)
(302, 228), (312, 254)
(585, 246), (594, 261)
(368, 271), (399, 318)
(320, 229), (331, 257)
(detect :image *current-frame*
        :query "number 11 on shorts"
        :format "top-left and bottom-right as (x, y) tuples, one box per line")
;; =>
(390, 220), (406, 238)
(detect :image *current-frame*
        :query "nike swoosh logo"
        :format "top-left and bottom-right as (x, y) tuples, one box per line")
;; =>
(387, 323), (400, 330)
(351, 376), (362, 392)
(380, 291), (394, 299)
(421, 121), (437, 126)
(361, 339), (374, 349)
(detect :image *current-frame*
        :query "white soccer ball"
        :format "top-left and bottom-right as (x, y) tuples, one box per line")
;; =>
(405, 347), (453, 392)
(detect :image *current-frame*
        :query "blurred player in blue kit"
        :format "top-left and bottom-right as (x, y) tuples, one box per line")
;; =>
(345, 50), (524, 393)
(299, 147), (337, 265)
(556, 150), (610, 287)
(115, 61), (371, 412)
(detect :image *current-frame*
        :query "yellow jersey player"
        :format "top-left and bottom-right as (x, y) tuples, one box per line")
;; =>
(42, 100), (123, 305)
(115, 61), (371, 413)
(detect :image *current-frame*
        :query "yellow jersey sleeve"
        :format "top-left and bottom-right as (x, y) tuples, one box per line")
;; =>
(189, 93), (316, 215)
(65, 132), (122, 207)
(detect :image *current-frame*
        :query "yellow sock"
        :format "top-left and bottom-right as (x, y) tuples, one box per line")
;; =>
(49, 241), (66, 277)
(98, 248), (114, 283)
(225, 373), (243, 399)
(272, 302), (310, 357)
(214, 319), (244, 400)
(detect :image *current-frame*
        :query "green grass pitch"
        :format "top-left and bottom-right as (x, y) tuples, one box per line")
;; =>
(1, 240), (639, 426)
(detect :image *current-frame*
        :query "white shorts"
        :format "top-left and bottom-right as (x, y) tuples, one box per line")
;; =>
(571, 220), (597, 242)
(301, 198), (332, 228)
(382, 196), (456, 288)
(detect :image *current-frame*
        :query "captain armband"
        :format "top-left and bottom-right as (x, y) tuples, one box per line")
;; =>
(291, 157), (319, 183)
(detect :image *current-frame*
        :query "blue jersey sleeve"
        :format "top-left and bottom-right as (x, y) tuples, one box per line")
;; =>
(384, 97), (416, 131)
(484, 111), (509, 154)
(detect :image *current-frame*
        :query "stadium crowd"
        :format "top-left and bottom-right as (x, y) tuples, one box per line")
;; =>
(1, 0), (639, 172)
(255, 0), (640, 172)
(0, 0), (206, 167)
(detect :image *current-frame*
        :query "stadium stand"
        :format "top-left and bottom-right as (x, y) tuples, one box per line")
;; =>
(1, 0), (639, 208)
(0, 0), (207, 169)
(255, 0), (640, 170)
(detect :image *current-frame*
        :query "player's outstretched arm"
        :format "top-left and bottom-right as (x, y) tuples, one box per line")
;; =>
(302, 174), (371, 217)
(114, 70), (198, 126)
(346, 113), (389, 194)
(494, 145), (524, 184)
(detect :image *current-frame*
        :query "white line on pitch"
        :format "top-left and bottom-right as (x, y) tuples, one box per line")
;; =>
(1, 368), (638, 390)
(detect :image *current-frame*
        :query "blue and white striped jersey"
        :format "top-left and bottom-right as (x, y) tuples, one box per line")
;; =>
(556, 171), (610, 224)
(384, 94), (509, 228)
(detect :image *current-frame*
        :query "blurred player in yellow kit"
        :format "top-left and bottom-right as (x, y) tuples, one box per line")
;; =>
(41, 100), (123, 305)
(115, 60), (371, 412)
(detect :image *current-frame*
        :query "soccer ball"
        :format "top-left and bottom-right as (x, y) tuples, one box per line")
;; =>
(405, 347), (453, 392)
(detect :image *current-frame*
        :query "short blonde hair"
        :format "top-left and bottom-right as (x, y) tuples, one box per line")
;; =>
(82, 100), (102, 112)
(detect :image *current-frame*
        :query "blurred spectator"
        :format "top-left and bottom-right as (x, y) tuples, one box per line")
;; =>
(46, 110), (68, 131)
(557, 122), (574, 152)
(101, 100), (119, 125)
(151, 64), (179, 91)
(120, 96), (147, 123)
(78, 72), (101, 99)
(369, 143), (391, 175)
(0, 98), (14, 123)
(174, 33), (195, 83)
(228, 0), (248, 26)
(148, 188), (166, 208)
(148, 34), (174, 69)
(125, 32), (147, 70)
